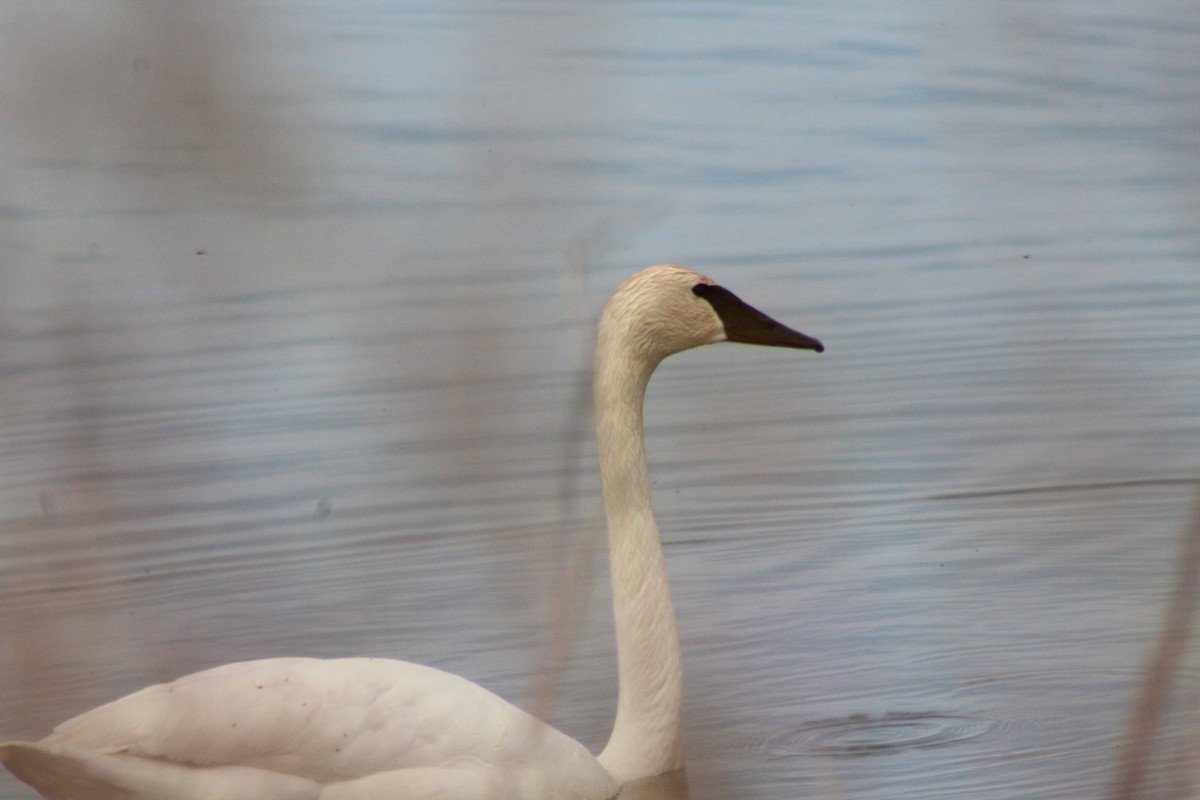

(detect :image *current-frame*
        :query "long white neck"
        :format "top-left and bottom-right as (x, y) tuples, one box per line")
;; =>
(594, 323), (684, 784)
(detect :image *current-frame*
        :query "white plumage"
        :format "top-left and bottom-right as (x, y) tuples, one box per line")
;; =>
(1, 264), (822, 799)
(7, 658), (611, 799)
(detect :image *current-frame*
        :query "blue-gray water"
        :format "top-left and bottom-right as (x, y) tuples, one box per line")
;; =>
(1, 2), (1198, 798)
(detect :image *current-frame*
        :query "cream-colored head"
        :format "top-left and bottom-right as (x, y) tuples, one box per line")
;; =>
(598, 263), (823, 368)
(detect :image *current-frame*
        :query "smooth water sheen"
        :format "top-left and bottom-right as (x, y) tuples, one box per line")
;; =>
(1, 2), (1199, 798)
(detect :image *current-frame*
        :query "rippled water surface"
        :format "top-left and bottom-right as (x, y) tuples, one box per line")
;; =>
(2, 2), (1199, 798)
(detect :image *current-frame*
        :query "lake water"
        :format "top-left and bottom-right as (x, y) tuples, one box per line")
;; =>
(1, 2), (1199, 798)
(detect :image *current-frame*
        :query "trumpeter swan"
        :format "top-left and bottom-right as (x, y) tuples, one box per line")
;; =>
(0, 264), (823, 800)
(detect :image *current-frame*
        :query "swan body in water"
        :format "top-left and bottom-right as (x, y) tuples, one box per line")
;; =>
(0, 264), (823, 800)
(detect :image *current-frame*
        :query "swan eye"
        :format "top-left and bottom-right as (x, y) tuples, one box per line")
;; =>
(692, 282), (741, 310)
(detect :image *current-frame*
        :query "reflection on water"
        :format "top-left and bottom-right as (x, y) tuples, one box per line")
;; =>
(1, 1), (1199, 799)
(621, 770), (689, 800)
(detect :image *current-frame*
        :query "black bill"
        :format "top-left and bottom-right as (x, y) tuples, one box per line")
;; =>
(693, 283), (824, 353)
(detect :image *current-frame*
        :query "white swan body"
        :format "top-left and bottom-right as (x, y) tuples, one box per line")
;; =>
(1, 264), (823, 800)
(3, 658), (611, 799)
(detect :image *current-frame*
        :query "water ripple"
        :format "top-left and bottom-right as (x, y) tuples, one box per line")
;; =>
(766, 712), (999, 757)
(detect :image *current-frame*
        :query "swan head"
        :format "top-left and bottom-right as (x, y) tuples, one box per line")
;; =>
(599, 264), (824, 366)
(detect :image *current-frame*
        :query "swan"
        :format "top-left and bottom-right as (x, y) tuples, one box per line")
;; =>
(0, 264), (823, 800)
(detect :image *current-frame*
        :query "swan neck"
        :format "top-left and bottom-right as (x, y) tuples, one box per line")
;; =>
(594, 331), (684, 784)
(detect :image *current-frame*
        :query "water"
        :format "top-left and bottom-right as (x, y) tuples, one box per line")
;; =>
(1, 1), (1199, 798)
